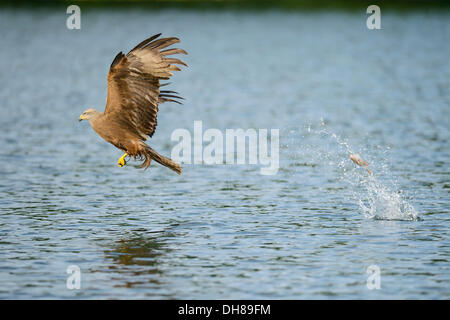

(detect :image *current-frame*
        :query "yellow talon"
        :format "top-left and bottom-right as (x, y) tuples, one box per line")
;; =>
(117, 153), (128, 167)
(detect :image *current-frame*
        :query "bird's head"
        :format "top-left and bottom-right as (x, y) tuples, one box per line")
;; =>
(79, 108), (100, 122)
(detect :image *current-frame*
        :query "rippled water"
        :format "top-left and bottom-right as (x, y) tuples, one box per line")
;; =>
(0, 8), (449, 299)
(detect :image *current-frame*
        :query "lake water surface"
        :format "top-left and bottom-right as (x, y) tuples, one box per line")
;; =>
(0, 8), (449, 299)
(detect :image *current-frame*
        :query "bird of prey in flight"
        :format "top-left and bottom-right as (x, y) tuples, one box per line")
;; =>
(79, 34), (187, 174)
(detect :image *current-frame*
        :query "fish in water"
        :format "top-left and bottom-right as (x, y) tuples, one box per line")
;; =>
(350, 153), (372, 175)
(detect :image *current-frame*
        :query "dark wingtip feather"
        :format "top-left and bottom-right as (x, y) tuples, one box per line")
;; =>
(160, 93), (184, 100)
(165, 98), (183, 105)
(110, 51), (125, 68)
(129, 33), (162, 52)
(147, 37), (180, 50)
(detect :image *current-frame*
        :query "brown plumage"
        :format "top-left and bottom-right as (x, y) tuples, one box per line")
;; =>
(79, 34), (187, 174)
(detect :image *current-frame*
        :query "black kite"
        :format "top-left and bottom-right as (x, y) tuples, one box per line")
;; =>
(79, 34), (187, 174)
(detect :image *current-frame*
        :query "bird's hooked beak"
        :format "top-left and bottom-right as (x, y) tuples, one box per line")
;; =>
(78, 114), (86, 122)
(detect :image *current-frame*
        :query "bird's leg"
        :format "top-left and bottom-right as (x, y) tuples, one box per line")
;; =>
(117, 153), (128, 167)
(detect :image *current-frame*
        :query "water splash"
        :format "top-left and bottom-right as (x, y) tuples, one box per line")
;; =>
(297, 121), (420, 221)
(357, 175), (419, 221)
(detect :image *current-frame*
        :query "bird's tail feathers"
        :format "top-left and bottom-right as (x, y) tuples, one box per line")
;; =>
(139, 145), (182, 174)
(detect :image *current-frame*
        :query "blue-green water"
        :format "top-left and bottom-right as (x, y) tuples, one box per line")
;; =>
(0, 8), (449, 299)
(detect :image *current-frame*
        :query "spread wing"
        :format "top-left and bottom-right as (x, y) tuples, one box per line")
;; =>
(104, 33), (187, 139)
